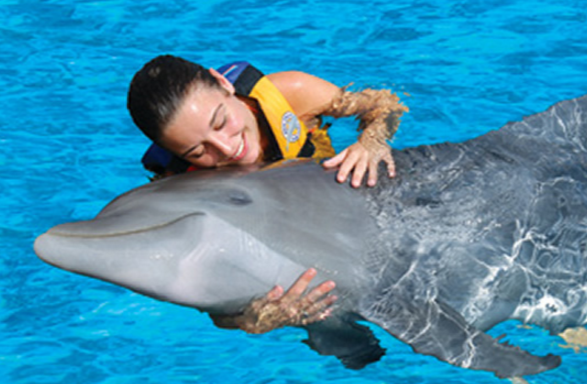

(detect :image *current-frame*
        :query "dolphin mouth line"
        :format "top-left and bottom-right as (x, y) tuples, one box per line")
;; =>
(46, 212), (206, 239)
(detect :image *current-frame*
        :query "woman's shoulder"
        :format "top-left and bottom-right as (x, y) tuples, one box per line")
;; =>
(266, 71), (340, 116)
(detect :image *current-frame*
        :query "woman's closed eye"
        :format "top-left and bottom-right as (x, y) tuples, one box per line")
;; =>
(185, 145), (206, 159)
(214, 112), (227, 131)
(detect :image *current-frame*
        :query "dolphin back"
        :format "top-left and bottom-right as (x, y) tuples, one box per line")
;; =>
(354, 95), (587, 378)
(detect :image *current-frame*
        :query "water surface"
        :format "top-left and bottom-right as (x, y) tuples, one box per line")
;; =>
(1, 0), (586, 383)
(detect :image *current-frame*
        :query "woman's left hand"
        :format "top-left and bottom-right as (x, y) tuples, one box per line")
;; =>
(322, 137), (396, 188)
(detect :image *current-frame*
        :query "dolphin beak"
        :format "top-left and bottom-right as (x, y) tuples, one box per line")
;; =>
(33, 213), (207, 297)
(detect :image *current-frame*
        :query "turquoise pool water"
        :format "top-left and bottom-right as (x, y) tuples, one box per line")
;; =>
(1, 0), (586, 383)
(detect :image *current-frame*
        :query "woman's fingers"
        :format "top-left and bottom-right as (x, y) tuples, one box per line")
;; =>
(322, 149), (347, 169)
(300, 301), (337, 325)
(239, 268), (337, 333)
(294, 280), (337, 325)
(336, 148), (362, 183)
(305, 279), (336, 302)
(383, 151), (396, 178)
(350, 154), (369, 188)
(326, 142), (395, 188)
(281, 269), (337, 323)
(367, 158), (379, 187)
(265, 285), (285, 301)
(280, 268), (317, 303)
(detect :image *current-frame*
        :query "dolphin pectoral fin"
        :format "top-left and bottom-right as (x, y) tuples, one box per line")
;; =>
(302, 315), (385, 369)
(361, 295), (561, 378)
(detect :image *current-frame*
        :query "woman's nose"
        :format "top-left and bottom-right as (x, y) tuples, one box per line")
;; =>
(207, 131), (236, 157)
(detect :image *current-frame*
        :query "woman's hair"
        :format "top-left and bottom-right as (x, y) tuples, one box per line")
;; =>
(127, 55), (220, 143)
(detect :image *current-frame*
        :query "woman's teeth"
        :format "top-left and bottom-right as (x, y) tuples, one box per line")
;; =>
(231, 138), (245, 160)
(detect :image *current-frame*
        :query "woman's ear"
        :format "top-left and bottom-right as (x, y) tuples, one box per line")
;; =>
(209, 68), (236, 95)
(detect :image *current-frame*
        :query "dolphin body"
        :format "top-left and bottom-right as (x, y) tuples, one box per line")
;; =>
(35, 94), (587, 378)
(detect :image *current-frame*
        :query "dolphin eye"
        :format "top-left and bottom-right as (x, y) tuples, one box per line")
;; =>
(227, 190), (252, 206)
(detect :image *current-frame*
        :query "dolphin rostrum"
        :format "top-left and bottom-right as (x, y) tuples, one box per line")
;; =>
(35, 94), (587, 378)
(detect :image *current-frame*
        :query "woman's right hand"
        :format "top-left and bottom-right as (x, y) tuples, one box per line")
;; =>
(237, 268), (337, 334)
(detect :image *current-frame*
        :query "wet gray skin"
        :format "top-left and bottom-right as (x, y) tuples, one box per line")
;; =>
(35, 94), (587, 378)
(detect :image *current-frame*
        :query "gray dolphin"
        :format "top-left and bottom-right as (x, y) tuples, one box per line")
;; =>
(34, 94), (587, 378)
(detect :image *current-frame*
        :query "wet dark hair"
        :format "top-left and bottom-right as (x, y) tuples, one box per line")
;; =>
(127, 55), (220, 144)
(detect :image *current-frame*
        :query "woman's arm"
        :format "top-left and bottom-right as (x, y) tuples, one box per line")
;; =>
(321, 88), (409, 187)
(267, 71), (408, 188)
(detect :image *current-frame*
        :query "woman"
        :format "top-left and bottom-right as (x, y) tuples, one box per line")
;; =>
(127, 55), (408, 333)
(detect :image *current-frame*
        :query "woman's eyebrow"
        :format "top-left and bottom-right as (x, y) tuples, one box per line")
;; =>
(209, 104), (223, 128)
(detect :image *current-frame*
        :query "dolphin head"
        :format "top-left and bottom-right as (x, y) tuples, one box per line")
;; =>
(34, 161), (374, 313)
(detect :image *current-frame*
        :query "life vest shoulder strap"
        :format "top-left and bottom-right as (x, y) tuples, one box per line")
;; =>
(249, 77), (309, 159)
(217, 62), (263, 95)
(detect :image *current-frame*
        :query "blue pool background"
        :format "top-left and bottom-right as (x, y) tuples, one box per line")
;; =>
(1, 0), (586, 383)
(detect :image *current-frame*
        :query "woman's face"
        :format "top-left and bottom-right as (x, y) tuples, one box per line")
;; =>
(160, 72), (262, 168)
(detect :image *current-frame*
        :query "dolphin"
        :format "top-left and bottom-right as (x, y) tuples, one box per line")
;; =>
(34, 94), (587, 378)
